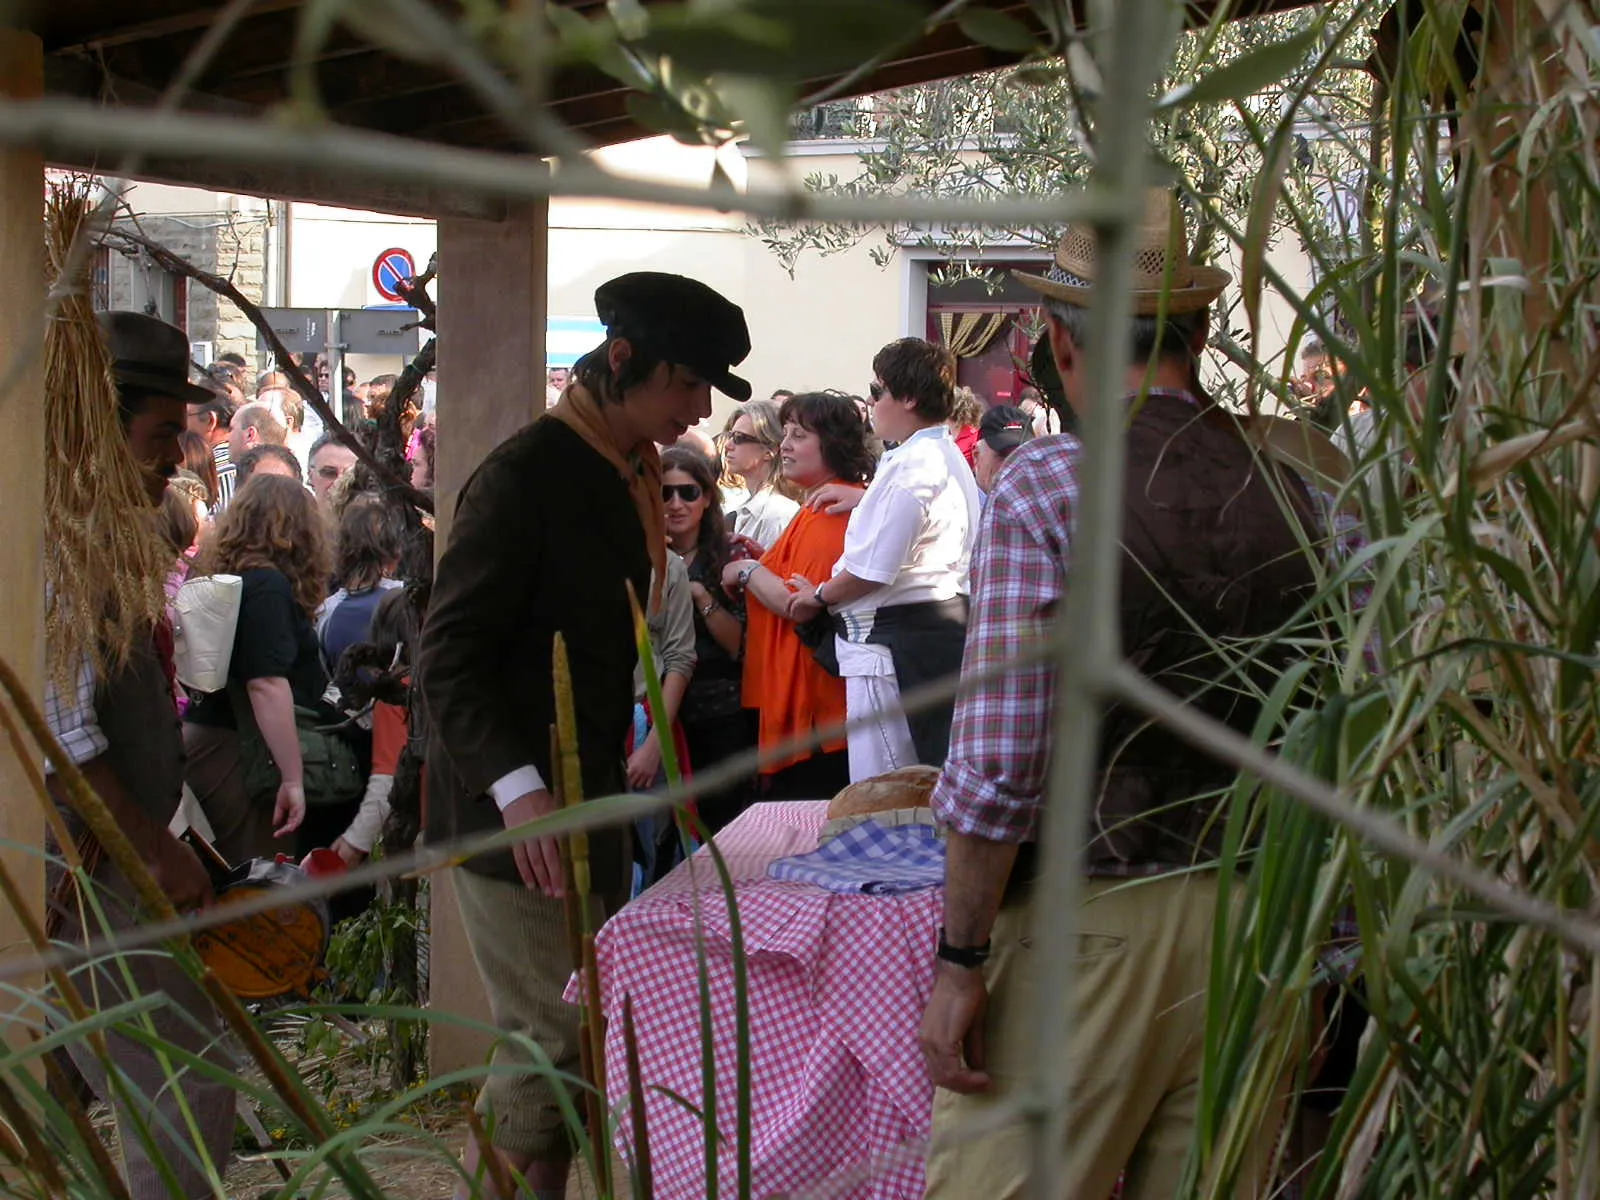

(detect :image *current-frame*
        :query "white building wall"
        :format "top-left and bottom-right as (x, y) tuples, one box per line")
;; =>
(111, 137), (1324, 414)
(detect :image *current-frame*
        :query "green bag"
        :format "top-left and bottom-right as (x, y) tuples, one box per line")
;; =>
(231, 683), (365, 808)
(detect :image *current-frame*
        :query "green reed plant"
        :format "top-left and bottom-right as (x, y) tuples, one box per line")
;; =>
(5, 2), (1600, 1198)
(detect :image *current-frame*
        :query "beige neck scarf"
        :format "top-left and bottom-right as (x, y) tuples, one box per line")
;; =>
(546, 383), (665, 609)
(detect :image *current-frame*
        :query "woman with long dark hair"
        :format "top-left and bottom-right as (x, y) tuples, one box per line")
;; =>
(723, 392), (874, 799)
(661, 445), (756, 830)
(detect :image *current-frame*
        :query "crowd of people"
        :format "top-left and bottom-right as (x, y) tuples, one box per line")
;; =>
(40, 185), (1419, 1200)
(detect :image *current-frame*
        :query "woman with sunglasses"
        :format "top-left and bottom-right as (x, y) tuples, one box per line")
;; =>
(787, 339), (980, 783)
(722, 399), (801, 552)
(660, 447), (759, 831)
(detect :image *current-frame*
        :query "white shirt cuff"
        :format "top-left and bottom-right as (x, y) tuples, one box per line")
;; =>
(488, 764), (547, 811)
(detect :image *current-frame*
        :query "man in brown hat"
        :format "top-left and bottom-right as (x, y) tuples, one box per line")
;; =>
(918, 189), (1320, 1197)
(45, 311), (237, 1199)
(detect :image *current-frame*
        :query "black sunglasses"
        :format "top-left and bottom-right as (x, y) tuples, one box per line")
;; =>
(662, 483), (704, 503)
(724, 431), (764, 447)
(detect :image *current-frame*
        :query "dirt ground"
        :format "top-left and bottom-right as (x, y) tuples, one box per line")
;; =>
(94, 1014), (614, 1200)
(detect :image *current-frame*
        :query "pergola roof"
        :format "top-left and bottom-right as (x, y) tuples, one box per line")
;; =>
(26, 0), (1314, 216)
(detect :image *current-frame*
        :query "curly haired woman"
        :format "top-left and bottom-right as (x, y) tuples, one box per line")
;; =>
(183, 473), (334, 865)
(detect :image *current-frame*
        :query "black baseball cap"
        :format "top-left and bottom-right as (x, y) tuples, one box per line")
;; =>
(594, 272), (752, 402)
(980, 405), (1031, 454)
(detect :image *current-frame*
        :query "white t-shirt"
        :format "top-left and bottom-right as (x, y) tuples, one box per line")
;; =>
(832, 425), (980, 675)
(730, 485), (800, 553)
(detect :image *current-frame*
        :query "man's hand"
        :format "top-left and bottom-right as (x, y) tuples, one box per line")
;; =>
(807, 483), (863, 515)
(627, 732), (665, 791)
(786, 574), (822, 622)
(919, 962), (992, 1094)
(273, 781), (306, 838)
(502, 789), (567, 898)
(150, 834), (214, 911)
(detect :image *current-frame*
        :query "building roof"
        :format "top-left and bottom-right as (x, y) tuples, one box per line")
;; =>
(25, 0), (1315, 216)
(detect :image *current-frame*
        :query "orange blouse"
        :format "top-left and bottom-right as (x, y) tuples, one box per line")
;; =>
(742, 497), (857, 773)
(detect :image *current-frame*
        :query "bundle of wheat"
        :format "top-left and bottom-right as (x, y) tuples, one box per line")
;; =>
(43, 183), (168, 693)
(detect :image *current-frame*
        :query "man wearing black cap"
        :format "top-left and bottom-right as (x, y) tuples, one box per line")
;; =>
(973, 404), (1033, 494)
(421, 271), (750, 1198)
(44, 311), (236, 1199)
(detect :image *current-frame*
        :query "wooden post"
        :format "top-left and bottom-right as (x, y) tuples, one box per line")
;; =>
(428, 199), (549, 1076)
(0, 29), (47, 973)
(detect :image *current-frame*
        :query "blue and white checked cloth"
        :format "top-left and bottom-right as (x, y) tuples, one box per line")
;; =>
(767, 820), (945, 896)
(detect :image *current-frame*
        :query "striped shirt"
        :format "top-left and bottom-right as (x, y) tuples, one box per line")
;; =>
(212, 442), (236, 514)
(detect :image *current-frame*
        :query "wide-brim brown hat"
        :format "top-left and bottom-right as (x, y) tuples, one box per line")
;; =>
(1015, 188), (1231, 316)
(96, 310), (217, 405)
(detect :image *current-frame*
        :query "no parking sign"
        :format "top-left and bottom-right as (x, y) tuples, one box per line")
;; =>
(371, 247), (416, 303)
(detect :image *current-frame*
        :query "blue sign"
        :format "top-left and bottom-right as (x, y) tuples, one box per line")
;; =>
(372, 248), (417, 303)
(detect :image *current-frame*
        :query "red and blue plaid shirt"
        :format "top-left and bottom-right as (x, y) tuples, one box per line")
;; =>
(931, 424), (1084, 843)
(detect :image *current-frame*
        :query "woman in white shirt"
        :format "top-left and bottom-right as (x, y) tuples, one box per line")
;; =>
(723, 399), (801, 552)
(788, 339), (980, 782)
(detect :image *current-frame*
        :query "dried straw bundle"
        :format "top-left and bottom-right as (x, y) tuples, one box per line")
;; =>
(43, 185), (168, 693)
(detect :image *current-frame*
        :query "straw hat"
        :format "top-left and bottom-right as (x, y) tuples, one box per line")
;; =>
(1015, 188), (1231, 316)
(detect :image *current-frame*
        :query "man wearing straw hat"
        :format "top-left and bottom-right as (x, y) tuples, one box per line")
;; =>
(918, 188), (1321, 1197)
(44, 311), (237, 1199)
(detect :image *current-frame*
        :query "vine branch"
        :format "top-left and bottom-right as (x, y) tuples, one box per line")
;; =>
(101, 225), (434, 515)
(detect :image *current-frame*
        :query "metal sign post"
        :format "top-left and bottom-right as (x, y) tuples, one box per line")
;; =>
(326, 309), (346, 425)
(256, 307), (422, 425)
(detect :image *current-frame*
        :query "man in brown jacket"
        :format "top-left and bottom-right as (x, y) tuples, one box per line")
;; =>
(421, 272), (751, 1199)
(919, 190), (1320, 1198)
(45, 311), (236, 1199)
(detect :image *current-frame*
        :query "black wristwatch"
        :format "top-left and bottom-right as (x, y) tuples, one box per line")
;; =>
(936, 926), (991, 969)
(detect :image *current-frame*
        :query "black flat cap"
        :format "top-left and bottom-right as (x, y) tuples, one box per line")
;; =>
(96, 310), (217, 405)
(595, 272), (752, 402)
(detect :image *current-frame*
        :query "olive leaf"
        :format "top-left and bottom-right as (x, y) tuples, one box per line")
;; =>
(955, 8), (1040, 54)
(625, 92), (710, 142)
(716, 76), (795, 160)
(1156, 26), (1320, 109)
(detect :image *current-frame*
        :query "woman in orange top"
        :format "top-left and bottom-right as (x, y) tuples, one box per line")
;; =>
(724, 392), (876, 800)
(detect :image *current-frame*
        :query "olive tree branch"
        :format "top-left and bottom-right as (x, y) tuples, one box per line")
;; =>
(0, 96), (1121, 230)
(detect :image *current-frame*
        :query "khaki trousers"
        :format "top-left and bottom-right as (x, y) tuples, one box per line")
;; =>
(926, 872), (1290, 1200)
(453, 867), (625, 1161)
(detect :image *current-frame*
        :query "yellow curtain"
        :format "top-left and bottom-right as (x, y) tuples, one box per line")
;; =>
(938, 310), (1008, 358)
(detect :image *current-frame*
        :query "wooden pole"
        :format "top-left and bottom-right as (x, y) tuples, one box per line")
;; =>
(428, 196), (550, 1078)
(0, 28), (47, 987)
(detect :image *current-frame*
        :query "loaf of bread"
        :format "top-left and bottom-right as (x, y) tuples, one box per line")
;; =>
(826, 765), (941, 820)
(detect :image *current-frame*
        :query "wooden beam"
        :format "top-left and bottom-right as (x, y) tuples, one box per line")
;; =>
(428, 196), (550, 1076)
(44, 0), (303, 53)
(43, 144), (509, 220)
(0, 27), (46, 975)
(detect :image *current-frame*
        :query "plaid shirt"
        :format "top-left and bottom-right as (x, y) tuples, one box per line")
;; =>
(931, 427), (1082, 843)
(932, 392), (1366, 845)
(43, 652), (108, 773)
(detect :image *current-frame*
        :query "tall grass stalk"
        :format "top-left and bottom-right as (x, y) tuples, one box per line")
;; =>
(5, 2), (1600, 1197)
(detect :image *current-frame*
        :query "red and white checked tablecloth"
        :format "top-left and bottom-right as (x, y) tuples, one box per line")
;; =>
(569, 800), (942, 1199)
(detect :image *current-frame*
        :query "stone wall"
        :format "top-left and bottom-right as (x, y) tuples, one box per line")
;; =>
(106, 201), (269, 375)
